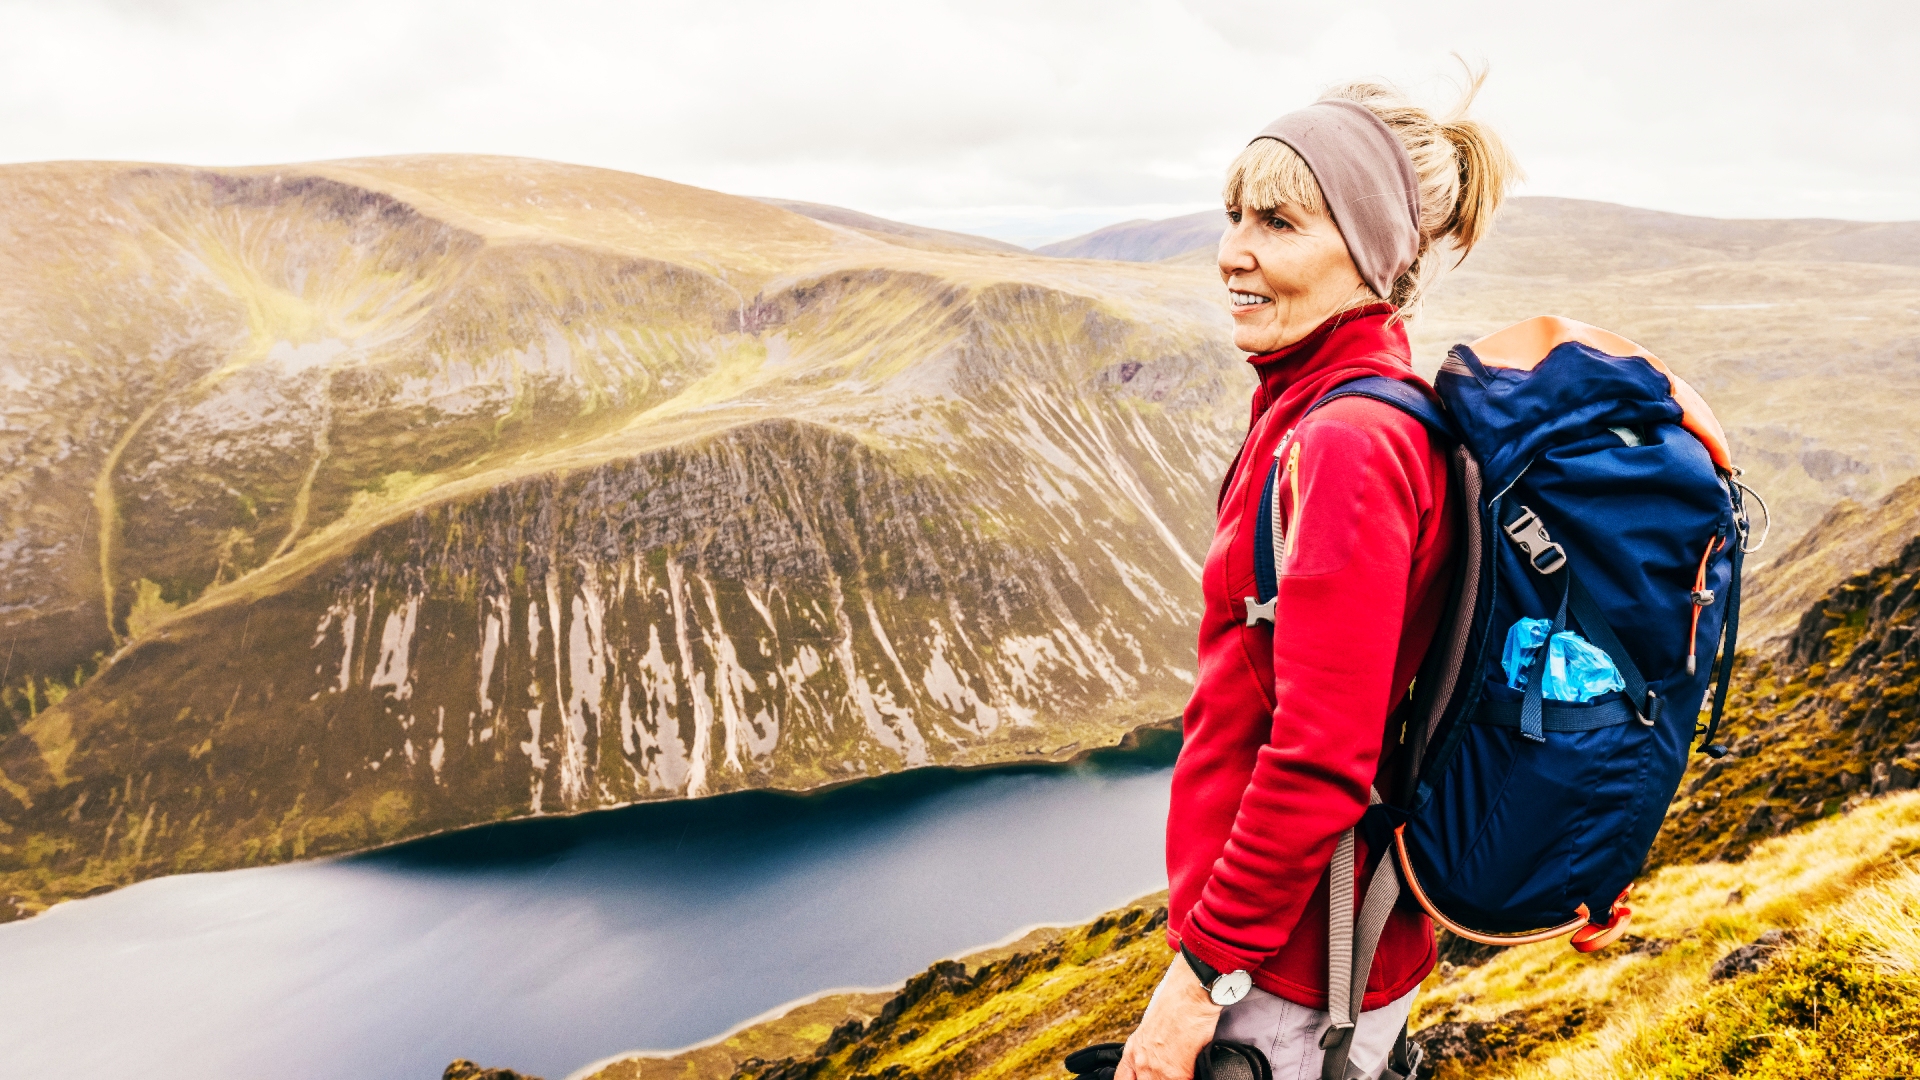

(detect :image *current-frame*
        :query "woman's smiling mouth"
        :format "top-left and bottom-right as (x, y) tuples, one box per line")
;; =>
(1230, 289), (1272, 308)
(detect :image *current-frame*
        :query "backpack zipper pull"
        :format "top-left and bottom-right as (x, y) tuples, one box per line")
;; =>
(1686, 534), (1724, 676)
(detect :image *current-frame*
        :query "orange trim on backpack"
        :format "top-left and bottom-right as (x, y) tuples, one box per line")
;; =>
(1466, 316), (1733, 472)
(1393, 826), (1592, 946)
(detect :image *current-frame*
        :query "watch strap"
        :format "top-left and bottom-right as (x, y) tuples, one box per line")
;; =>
(1180, 942), (1222, 989)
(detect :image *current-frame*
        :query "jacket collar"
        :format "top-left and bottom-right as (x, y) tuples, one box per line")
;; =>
(1246, 303), (1410, 419)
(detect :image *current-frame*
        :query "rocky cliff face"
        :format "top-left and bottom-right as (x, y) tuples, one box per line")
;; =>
(1651, 513), (1920, 868)
(0, 157), (1242, 912)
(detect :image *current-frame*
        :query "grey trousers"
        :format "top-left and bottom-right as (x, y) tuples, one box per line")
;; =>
(1214, 985), (1418, 1080)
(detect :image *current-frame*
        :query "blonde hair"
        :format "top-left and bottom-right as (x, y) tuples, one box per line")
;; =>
(1222, 67), (1523, 314)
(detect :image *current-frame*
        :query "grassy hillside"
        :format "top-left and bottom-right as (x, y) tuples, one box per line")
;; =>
(1738, 474), (1920, 644)
(0, 157), (1244, 916)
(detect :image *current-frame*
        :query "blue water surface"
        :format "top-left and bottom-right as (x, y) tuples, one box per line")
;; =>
(0, 734), (1175, 1080)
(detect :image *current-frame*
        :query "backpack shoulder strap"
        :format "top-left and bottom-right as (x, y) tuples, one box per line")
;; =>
(1246, 375), (1457, 620)
(1306, 375), (1455, 440)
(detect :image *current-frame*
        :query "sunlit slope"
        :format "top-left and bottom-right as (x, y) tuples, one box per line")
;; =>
(0, 157), (1241, 911)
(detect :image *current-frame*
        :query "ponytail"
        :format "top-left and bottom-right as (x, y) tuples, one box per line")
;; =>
(1322, 65), (1522, 313)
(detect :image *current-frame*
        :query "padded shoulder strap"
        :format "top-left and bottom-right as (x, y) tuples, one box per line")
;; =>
(1307, 375), (1455, 441)
(1248, 376), (1456, 613)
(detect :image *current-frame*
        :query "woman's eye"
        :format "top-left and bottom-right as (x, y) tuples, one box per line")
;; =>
(1265, 214), (1289, 231)
(1226, 210), (1241, 224)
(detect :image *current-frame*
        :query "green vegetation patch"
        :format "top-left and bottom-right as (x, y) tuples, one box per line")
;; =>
(1635, 931), (1920, 1079)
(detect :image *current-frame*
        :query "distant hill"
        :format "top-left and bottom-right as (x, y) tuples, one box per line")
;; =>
(0, 156), (1241, 916)
(753, 197), (1028, 255)
(1041, 196), (1920, 549)
(1042, 197), (1920, 269)
(1409, 196), (1920, 549)
(1035, 210), (1221, 262)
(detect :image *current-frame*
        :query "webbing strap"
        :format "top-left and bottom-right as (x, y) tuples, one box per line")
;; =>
(1516, 580), (1570, 743)
(1381, 1023), (1423, 1080)
(1252, 460), (1280, 606)
(1324, 829), (1355, 1030)
(1699, 536), (1744, 751)
(1471, 696), (1638, 732)
(1564, 572), (1651, 720)
(1321, 790), (1401, 1080)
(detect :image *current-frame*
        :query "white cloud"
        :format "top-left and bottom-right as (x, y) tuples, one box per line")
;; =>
(0, 0), (1914, 244)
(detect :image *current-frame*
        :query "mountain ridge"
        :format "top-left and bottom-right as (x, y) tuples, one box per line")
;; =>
(0, 156), (1241, 915)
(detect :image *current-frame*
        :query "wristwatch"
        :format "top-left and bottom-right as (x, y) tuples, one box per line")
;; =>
(1180, 943), (1253, 1006)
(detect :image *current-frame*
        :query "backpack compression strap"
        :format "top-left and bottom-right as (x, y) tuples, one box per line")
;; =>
(1697, 481), (1749, 756)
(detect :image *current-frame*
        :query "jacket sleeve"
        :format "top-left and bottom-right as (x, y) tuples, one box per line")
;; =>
(1176, 405), (1434, 976)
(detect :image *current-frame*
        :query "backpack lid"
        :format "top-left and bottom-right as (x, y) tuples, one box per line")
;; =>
(1465, 316), (1733, 471)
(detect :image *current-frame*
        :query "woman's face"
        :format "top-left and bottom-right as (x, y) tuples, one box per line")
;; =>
(1217, 199), (1370, 354)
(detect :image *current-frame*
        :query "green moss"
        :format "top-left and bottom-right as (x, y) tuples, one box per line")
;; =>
(1635, 933), (1920, 1078)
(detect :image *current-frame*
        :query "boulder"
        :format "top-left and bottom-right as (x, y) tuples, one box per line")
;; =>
(1709, 929), (1792, 981)
(1893, 758), (1919, 790)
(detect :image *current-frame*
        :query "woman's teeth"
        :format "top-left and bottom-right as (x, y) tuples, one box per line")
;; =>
(1230, 290), (1270, 308)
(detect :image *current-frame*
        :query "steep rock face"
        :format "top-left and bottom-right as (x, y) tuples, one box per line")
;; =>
(1739, 475), (1920, 644)
(0, 157), (1242, 909)
(1651, 516), (1920, 868)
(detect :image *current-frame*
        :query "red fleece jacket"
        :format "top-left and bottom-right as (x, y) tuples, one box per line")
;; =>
(1167, 305), (1454, 1010)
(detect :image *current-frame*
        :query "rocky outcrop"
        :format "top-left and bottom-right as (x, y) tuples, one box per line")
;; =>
(445, 1061), (543, 1080)
(1409, 1004), (1589, 1078)
(1709, 929), (1795, 981)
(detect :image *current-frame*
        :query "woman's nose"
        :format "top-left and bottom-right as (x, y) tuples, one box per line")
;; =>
(1217, 226), (1256, 276)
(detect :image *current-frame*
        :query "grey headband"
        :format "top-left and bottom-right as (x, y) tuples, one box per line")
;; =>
(1249, 99), (1420, 299)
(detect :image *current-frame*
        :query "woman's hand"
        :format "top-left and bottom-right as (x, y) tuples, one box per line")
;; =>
(1116, 955), (1223, 1080)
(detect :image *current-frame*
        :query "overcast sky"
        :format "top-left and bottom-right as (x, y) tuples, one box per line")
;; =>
(2, 0), (1914, 246)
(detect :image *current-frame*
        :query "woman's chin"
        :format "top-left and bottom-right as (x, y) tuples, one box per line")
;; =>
(1232, 315), (1286, 355)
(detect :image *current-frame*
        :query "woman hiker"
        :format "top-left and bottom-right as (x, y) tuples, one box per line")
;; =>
(1116, 78), (1520, 1080)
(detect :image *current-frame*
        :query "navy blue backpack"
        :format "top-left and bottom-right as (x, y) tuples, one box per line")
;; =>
(1246, 317), (1759, 1076)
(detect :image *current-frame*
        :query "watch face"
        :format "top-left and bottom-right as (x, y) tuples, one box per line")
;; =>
(1210, 969), (1253, 1007)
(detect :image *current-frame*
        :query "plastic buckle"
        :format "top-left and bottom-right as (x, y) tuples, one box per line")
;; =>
(1691, 588), (1715, 606)
(1318, 1023), (1355, 1049)
(1502, 506), (1568, 575)
(1243, 597), (1276, 627)
(1569, 888), (1633, 953)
